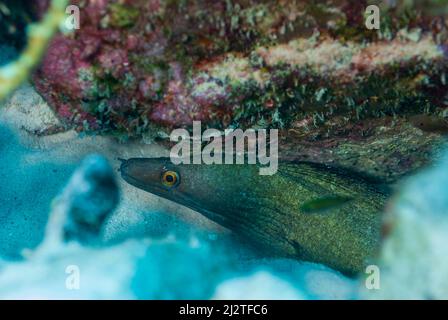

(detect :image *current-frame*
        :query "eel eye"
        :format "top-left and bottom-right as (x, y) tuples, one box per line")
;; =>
(161, 170), (180, 188)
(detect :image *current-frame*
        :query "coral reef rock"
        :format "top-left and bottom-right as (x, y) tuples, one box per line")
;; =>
(31, 0), (448, 181)
(33, 1), (448, 134)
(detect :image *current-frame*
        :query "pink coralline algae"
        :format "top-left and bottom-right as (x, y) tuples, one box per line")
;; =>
(33, 0), (265, 133)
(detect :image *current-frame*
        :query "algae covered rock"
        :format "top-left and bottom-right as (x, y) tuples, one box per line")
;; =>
(30, 0), (448, 180)
(33, 1), (448, 132)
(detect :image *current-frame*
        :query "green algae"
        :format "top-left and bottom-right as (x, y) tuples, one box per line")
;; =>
(109, 3), (140, 28)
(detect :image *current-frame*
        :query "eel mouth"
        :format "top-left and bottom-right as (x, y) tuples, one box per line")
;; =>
(118, 159), (162, 194)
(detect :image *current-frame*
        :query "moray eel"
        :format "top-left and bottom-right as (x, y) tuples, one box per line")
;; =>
(120, 158), (387, 275)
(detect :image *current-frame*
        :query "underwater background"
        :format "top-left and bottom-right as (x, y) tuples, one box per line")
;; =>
(0, 0), (448, 299)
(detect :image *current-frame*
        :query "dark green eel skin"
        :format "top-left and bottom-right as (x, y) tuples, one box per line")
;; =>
(120, 158), (387, 275)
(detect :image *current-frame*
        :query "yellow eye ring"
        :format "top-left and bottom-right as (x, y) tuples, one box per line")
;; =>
(161, 170), (180, 188)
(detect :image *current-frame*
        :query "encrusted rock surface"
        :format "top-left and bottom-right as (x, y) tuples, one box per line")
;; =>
(30, 0), (448, 180)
